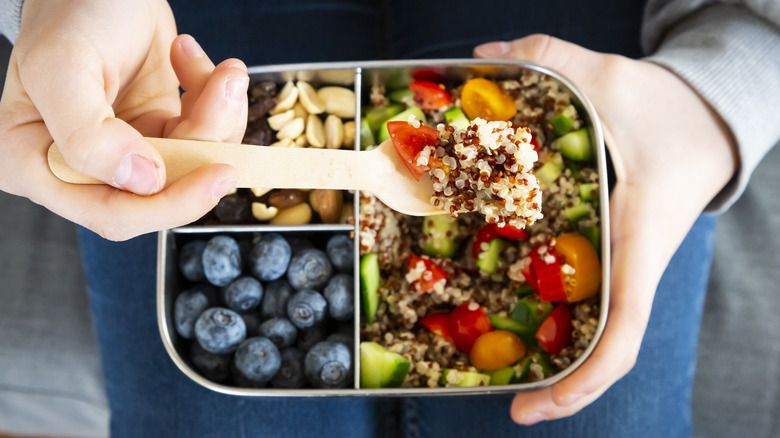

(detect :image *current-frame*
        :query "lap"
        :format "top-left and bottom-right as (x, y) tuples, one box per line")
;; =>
(81, 2), (712, 436)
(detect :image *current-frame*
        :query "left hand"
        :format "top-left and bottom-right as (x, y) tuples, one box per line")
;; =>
(0, 0), (248, 241)
(474, 35), (736, 425)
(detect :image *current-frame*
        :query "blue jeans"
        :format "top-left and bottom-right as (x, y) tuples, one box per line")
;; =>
(78, 216), (715, 437)
(79, 1), (715, 436)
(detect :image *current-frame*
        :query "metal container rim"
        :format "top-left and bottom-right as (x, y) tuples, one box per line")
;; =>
(157, 58), (610, 396)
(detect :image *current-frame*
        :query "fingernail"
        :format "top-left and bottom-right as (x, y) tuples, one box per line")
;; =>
(561, 393), (584, 406)
(476, 41), (510, 57)
(113, 154), (160, 195)
(225, 75), (249, 105)
(179, 35), (204, 58)
(211, 176), (238, 203)
(520, 412), (545, 426)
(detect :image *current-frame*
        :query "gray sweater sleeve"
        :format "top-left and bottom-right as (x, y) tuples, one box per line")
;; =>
(642, 1), (780, 212)
(0, 0), (23, 43)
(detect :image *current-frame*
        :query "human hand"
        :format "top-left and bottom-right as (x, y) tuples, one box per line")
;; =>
(0, 0), (248, 241)
(474, 35), (736, 425)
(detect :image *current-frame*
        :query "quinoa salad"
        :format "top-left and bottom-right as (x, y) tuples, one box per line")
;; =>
(358, 70), (603, 389)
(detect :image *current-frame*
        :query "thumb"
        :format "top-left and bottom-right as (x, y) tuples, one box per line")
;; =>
(474, 34), (613, 97)
(21, 50), (166, 195)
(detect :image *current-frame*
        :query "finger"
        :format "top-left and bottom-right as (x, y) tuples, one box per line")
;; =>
(170, 34), (216, 121)
(511, 383), (607, 425)
(19, 44), (166, 195)
(55, 163), (238, 241)
(474, 35), (625, 109)
(170, 35), (216, 94)
(167, 60), (249, 143)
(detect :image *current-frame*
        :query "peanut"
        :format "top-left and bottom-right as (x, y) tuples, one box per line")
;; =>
(270, 203), (312, 225)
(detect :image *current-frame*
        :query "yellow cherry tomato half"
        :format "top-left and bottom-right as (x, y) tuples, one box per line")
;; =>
(469, 330), (527, 370)
(554, 232), (602, 302)
(460, 78), (518, 121)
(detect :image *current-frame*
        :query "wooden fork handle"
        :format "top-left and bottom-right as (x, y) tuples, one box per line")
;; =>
(47, 137), (367, 190)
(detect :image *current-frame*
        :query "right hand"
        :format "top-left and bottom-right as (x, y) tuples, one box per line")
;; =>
(475, 35), (736, 425)
(0, 0), (249, 241)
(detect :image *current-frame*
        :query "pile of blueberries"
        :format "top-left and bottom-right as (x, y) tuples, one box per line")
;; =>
(173, 232), (355, 389)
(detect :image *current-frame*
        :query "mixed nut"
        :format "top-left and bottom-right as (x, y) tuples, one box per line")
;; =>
(192, 77), (359, 226)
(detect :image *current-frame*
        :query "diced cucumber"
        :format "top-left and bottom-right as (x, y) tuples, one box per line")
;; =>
(360, 253), (381, 324)
(422, 215), (459, 258)
(534, 158), (564, 186)
(549, 113), (574, 136)
(553, 128), (593, 161)
(440, 369), (491, 387)
(359, 118), (376, 150)
(444, 107), (471, 129)
(488, 366), (517, 386)
(377, 107), (427, 143)
(511, 297), (554, 346)
(515, 285), (535, 297)
(488, 314), (536, 346)
(365, 103), (404, 133)
(389, 87), (415, 105)
(384, 68), (413, 90)
(476, 238), (505, 274)
(577, 226), (601, 256)
(566, 162), (582, 180)
(360, 342), (411, 389)
(578, 183), (600, 202)
(563, 202), (594, 223)
(517, 352), (555, 383)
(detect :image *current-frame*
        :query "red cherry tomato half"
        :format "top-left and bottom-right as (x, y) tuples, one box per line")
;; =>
(493, 224), (527, 240)
(448, 302), (494, 354)
(530, 134), (541, 154)
(387, 121), (441, 181)
(408, 81), (452, 110)
(530, 245), (567, 302)
(411, 67), (447, 83)
(420, 313), (453, 344)
(472, 224), (501, 259)
(520, 261), (538, 293)
(407, 256), (448, 294)
(535, 304), (573, 355)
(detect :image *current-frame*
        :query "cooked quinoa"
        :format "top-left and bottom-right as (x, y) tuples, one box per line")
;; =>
(419, 117), (542, 229)
(360, 70), (602, 388)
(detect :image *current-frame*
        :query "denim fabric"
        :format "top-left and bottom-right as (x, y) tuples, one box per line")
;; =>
(77, 216), (716, 438)
(79, 1), (715, 436)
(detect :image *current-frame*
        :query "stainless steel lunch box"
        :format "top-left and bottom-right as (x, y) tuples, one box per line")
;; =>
(157, 59), (610, 396)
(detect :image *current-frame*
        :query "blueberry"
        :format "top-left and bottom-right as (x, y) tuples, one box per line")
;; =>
(259, 279), (293, 320)
(194, 307), (246, 354)
(190, 341), (232, 382)
(240, 312), (261, 337)
(234, 337), (281, 385)
(215, 193), (250, 224)
(304, 341), (352, 389)
(271, 348), (306, 389)
(232, 362), (267, 388)
(221, 276), (263, 312)
(326, 332), (353, 349)
(287, 289), (328, 329)
(295, 324), (327, 352)
(174, 285), (215, 339)
(287, 248), (333, 291)
(287, 237), (314, 257)
(178, 240), (207, 282)
(323, 274), (354, 321)
(326, 234), (354, 273)
(249, 233), (291, 281)
(258, 317), (298, 349)
(202, 236), (242, 287)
